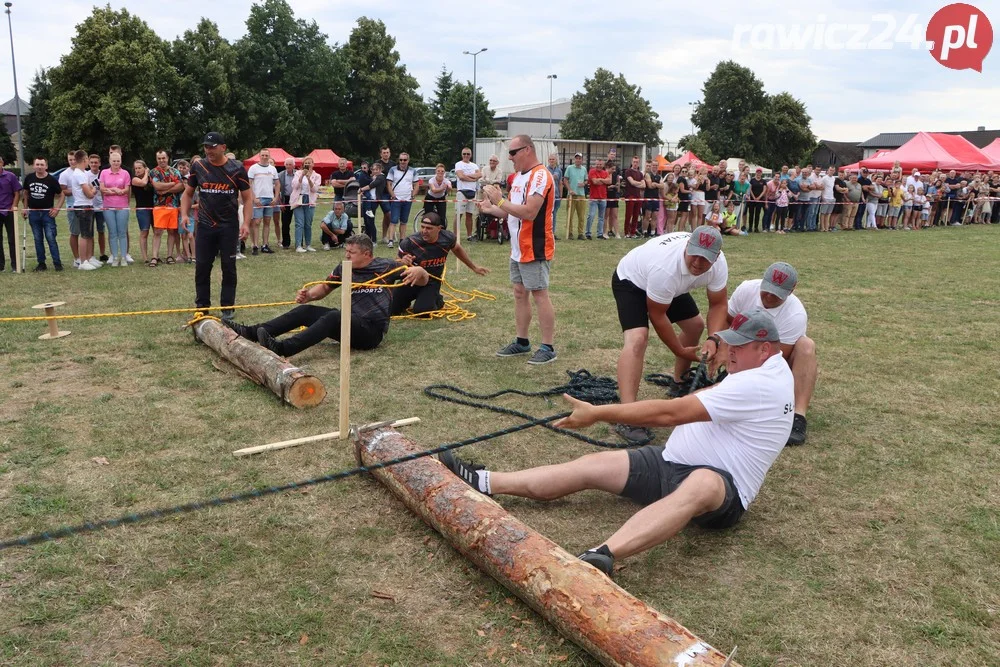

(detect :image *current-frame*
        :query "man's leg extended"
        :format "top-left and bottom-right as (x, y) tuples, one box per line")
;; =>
(617, 327), (649, 404)
(490, 451), (631, 499)
(603, 468), (726, 560)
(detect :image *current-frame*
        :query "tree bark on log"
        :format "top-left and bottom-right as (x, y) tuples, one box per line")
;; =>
(193, 318), (326, 408)
(355, 427), (740, 667)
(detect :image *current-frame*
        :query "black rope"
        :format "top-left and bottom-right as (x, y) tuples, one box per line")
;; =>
(423, 369), (654, 450)
(645, 359), (727, 397)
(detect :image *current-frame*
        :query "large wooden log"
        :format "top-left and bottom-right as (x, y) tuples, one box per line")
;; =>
(355, 428), (740, 667)
(193, 318), (326, 408)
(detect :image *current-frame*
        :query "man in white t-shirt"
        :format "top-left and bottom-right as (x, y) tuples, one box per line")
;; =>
(440, 308), (794, 578)
(386, 152), (416, 248)
(246, 149), (280, 255)
(454, 147), (482, 241)
(819, 168), (837, 232)
(728, 261), (815, 446)
(611, 226), (729, 441)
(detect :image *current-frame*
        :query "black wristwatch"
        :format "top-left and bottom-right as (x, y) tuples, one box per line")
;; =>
(707, 334), (722, 347)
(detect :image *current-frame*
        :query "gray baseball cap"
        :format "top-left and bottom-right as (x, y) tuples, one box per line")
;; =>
(686, 226), (723, 262)
(761, 262), (798, 300)
(717, 308), (780, 346)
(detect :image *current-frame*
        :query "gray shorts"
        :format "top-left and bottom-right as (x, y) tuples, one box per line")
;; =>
(820, 200), (835, 214)
(67, 208), (79, 236)
(509, 258), (550, 291)
(876, 203), (888, 216)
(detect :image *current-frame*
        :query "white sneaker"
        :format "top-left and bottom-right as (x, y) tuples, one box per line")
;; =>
(386, 240), (394, 248)
(296, 247), (307, 253)
(108, 255), (116, 266)
(73, 259), (81, 268)
(86, 258), (103, 269)
(125, 254), (135, 264)
(306, 245), (317, 252)
(322, 243), (330, 251)
(79, 261), (96, 270)
(235, 252), (247, 259)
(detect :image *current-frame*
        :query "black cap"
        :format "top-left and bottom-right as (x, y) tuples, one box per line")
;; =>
(202, 132), (225, 147)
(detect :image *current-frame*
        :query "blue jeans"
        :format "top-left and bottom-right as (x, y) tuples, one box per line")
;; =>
(135, 209), (153, 232)
(586, 199), (607, 237)
(551, 198), (561, 237)
(792, 201), (808, 231)
(390, 200), (413, 227)
(806, 201), (820, 230)
(28, 211), (61, 267)
(103, 208), (129, 258)
(294, 205), (315, 248)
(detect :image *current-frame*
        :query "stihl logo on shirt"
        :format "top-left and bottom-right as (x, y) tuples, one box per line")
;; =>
(698, 232), (715, 248)
(771, 269), (789, 285)
(731, 313), (749, 330)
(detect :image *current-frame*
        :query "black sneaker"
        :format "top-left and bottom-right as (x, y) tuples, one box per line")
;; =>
(577, 547), (615, 577)
(585, 234), (592, 240)
(221, 319), (256, 338)
(614, 423), (652, 445)
(99, 254), (109, 262)
(261, 244), (274, 254)
(256, 327), (286, 356)
(220, 309), (235, 323)
(54, 264), (63, 272)
(438, 450), (489, 495)
(33, 263), (47, 272)
(787, 414), (808, 446)
(251, 246), (259, 256)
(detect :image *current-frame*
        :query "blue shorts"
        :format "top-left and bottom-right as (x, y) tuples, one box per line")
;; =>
(95, 211), (105, 234)
(378, 200), (391, 214)
(135, 209), (153, 232)
(179, 214), (195, 234)
(253, 197), (274, 219)
(390, 200), (413, 225)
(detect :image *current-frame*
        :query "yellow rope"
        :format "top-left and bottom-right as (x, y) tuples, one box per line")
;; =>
(0, 266), (495, 324)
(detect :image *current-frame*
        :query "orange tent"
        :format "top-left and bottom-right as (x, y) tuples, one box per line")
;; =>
(667, 150), (712, 171)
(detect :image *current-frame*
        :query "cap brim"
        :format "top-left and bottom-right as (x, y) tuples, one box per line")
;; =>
(202, 143), (219, 147)
(686, 246), (719, 262)
(716, 329), (755, 346)
(760, 282), (792, 299)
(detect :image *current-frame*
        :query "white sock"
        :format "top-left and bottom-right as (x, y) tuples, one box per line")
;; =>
(478, 470), (491, 495)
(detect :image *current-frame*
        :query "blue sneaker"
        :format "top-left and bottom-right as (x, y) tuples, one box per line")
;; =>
(527, 347), (557, 365)
(496, 340), (532, 357)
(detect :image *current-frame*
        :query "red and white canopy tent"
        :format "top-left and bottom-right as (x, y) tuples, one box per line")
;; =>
(242, 148), (297, 171)
(982, 138), (1000, 163)
(667, 151), (713, 171)
(840, 150), (890, 173)
(858, 132), (1000, 172)
(303, 149), (352, 181)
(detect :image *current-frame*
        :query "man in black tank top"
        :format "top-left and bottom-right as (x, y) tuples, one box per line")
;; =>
(181, 132), (253, 319)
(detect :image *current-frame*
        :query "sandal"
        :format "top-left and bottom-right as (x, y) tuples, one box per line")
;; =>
(148, 257), (160, 267)
(165, 256), (175, 265)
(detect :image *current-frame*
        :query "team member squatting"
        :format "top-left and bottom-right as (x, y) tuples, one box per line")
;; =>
(440, 308), (794, 578)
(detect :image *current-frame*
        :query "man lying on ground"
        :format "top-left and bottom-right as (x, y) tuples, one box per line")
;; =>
(440, 308), (793, 578)
(223, 234), (428, 356)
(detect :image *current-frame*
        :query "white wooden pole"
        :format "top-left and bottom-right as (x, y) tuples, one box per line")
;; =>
(338, 260), (352, 441)
(232, 418), (421, 457)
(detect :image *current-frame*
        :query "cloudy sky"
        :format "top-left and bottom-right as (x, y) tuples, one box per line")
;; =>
(2, 1), (997, 145)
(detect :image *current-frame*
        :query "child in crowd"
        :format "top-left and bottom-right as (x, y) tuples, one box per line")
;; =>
(720, 200), (746, 236)
(176, 160), (195, 262)
(663, 182), (679, 234)
(774, 179), (790, 234)
(902, 184), (916, 229)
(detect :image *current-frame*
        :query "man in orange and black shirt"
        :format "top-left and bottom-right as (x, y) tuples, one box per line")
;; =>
(182, 132), (253, 319)
(478, 135), (557, 365)
(392, 211), (488, 316)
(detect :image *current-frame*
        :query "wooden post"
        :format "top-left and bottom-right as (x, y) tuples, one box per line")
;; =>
(338, 260), (352, 440)
(13, 211), (23, 273)
(355, 427), (741, 667)
(357, 191), (363, 235)
(232, 417), (420, 457)
(192, 318), (326, 408)
(32, 302), (70, 340)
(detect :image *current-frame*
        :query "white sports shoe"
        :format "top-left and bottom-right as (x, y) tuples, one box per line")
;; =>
(295, 247), (307, 253)
(86, 258), (103, 269)
(235, 252), (247, 259)
(306, 246), (317, 252)
(73, 259), (81, 268)
(124, 254), (135, 264)
(322, 243), (330, 251)
(108, 255), (116, 266)
(79, 261), (96, 270)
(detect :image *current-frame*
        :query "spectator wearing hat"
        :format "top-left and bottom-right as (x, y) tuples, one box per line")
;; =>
(726, 262), (814, 445)
(438, 306), (793, 578)
(610, 226), (728, 443)
(563, 152), (588, 240)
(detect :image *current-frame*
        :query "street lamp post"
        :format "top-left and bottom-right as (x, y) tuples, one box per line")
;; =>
(5, 1), (25, 273)
(687, 101), (698, 136)
(547, 74), (557, 138)
(462, 48), (487, 165)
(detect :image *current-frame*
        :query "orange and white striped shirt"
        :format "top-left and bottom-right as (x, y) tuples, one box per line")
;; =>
(507, 164), (555, 263)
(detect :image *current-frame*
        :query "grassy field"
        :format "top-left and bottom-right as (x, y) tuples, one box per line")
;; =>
(1, 210), (998, 666)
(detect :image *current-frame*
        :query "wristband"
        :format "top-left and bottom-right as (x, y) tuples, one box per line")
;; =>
(497, 198), (506, 209)
(707, 334), (721, 347)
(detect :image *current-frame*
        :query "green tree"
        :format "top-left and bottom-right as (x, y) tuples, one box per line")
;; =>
(233, 0), (347, 156)
(0, 132), (15, 166)
(741, 92), (816, 168)
(45, 5), (181, 161)
(169, 19), (241, 158)
(690, 61), (767, 160)
(677, 133), (718, 164)
(429, 65), (454, 123)
(339, 17), (432, 161)
(22, 69), (55, 165)
(560, 68), (662, 145)
(433, 82), (496, 164)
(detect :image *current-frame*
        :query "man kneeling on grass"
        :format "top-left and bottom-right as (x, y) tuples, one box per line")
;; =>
(224, 234), (429, 357)
(440, 308), (793, 578)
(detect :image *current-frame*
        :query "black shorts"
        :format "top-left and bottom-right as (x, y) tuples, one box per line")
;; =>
(76, 206), (95, 239)
(611, 270), (700, 331)
(678, 199), (690, 213)
(620, 445), (745, 529)
(643, 199), (660, 212)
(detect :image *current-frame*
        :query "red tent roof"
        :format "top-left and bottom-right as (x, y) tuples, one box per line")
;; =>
(305, 148), (342, 168)
(667, 150), (712, 171)
(859, 132), (1000, 172)
(242, 148), (297, 170)
(841, 150), (890, 172)
(983, 138), (1000, 162)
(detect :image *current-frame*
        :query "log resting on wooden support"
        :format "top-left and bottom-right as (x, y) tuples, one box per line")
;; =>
(355, 427), (741, 667)
(193, 318), (326, 408)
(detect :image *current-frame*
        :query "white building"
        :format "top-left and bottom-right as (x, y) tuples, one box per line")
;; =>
(491, 98), (571, 139)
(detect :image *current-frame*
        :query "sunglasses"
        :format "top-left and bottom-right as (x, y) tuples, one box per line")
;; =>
(508, 146), (527, 157)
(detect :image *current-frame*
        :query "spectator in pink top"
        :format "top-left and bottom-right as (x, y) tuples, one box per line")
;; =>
(99, 152), (132, 266)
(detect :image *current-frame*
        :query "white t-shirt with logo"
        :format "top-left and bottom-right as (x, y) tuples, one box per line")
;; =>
(728, 279), (807, 345)
(663, 353), (794, 509)
(616, 232), (728, 305)
(71, 168), (94, 207)
(454, 160), (480, 194)
(387, 165), (416, 200)
(247, 163), (279, 200)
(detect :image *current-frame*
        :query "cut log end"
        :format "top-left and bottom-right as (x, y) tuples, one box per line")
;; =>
(287, 376), (327, 408)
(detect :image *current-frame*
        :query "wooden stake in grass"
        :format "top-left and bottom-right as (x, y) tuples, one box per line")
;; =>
(355, 427), (743, 667)
(13, 211), (23, 274)
(339, 260), (352, 441)
(32, 302), (71, 340)
(231, 417), (420, 457)
(192, 318), (326, 408)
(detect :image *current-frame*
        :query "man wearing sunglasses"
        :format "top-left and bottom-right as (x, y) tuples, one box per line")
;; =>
(479, 136), (558, 365)
(455, 148), (482, 241)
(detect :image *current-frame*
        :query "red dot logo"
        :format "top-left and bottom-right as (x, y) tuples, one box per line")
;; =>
(927, 3), (994, 72)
